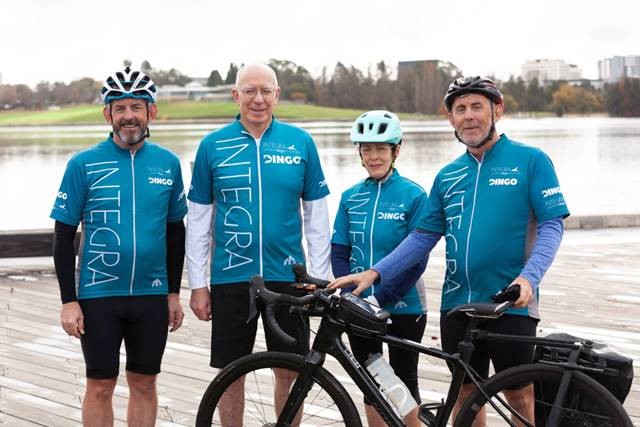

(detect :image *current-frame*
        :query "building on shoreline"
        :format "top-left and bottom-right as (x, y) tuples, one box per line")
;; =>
(521, 59), (583, 83)
(598, 55), (640, 83)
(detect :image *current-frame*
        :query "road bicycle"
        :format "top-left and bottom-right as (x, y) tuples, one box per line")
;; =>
(196, 266), (633, 426)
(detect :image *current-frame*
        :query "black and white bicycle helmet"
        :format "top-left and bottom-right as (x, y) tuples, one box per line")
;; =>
(100, 62), (157, 104)
(444, 76), (503, 111)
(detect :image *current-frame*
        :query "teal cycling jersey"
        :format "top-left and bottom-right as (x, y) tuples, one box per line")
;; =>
(188, 116), (330, 285)
(418, 134), (570, 318)
(332, 170), (428, 314)
(50, 135), (187, 300)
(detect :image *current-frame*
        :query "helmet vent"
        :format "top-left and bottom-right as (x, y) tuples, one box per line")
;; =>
(383, 113), (392, 118)
(378, 123), (388, 134)
(358, 123), (364, 134)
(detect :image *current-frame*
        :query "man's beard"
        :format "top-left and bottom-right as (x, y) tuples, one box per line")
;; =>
(114, 119), (146, 146)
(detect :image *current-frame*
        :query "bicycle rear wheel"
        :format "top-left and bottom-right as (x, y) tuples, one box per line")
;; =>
(196, 351), (362, 427)
(455, 363), (632, 427)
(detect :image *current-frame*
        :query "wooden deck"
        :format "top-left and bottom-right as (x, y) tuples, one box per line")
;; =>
(1, 227), (639, 426)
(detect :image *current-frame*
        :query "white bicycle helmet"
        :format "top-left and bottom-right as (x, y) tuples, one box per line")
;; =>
(100, 64), (157, 104)
(350, 110), (402, 145)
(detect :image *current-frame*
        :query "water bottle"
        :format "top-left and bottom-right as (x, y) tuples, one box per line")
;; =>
(365, 353), (418, 417)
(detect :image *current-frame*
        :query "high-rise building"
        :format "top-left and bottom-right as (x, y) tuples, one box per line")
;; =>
(521, 59), (582, 82)
(599, 55), (640, 82)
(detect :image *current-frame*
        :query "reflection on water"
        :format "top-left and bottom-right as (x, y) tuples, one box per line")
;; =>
(1, 117), (639, 230)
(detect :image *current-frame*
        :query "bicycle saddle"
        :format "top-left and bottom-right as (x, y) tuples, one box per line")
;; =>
(447, 301), (512, 319)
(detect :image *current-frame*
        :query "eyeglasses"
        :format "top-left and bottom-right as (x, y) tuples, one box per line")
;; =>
(238, 87), (276, 98)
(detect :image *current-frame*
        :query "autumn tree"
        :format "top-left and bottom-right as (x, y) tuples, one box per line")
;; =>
(551, 84), (601, 116)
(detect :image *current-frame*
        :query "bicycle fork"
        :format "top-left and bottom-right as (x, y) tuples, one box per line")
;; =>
(276, 350), (326, 426)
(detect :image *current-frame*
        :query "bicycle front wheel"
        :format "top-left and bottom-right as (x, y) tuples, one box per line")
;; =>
(455, 363), (632, 427)
(196, 351), (362, 427)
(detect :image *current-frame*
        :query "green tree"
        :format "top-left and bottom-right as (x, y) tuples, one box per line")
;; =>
(604, 78), (640, 117)
(14, 84), (34, 108)
(225, 63), (239, 85)
(524, 78), (546, 112)
(34, 82), (53, 107)
(268, 59), (316, 103)
(500, 77), (526, 112)
(502, 93), (519, 112)
(207, 70), (224, 87)
(68, 78), (99, 104)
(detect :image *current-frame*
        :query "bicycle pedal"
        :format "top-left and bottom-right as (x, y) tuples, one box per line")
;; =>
(418, 402), (443, 427)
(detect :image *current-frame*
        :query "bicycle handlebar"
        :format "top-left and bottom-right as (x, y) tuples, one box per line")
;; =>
(250, 265), (331, 346)
(292, 263), (331, 288)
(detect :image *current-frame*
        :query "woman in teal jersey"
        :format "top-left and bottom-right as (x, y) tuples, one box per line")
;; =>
(331, 110), (428, 427)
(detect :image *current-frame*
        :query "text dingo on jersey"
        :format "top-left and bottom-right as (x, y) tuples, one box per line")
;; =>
(263, 154), (301, 165)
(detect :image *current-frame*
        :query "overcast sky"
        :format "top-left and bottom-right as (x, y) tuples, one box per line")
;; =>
(2, 0), (638, 86)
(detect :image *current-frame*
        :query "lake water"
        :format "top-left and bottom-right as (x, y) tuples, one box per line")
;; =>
(1, 117), (639, 230)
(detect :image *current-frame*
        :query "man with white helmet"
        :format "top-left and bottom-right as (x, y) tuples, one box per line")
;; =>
(332, 110), (428, 426)
(50, 63), (187, 426)
(331, 77), (570, 425)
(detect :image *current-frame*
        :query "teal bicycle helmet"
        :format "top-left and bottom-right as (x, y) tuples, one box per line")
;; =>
(350, 110), (402, 145)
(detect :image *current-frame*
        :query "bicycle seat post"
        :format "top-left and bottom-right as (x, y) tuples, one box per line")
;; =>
(457, 317), (480, 362)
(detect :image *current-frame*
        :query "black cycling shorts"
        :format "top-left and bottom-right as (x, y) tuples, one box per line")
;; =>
(79, 295), (169, 379)
(349, 313), (427, 404)
(440, 311), (538, 384)
(210, 282), (310, 368)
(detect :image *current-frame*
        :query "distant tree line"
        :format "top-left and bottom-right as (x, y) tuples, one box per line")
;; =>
(1, 59), (639, 117)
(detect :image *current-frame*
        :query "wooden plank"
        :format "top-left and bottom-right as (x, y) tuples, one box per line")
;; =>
(0, 235), (639, 425)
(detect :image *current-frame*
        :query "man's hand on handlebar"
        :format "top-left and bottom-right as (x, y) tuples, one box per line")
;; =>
(511, 276), (534, 308)
(329, 269), (380, 295)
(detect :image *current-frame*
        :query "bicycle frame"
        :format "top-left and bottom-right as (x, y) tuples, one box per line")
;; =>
(278, 312), (599, 427)
(276, 302), (495, 427)
(248, 273), (621, 427)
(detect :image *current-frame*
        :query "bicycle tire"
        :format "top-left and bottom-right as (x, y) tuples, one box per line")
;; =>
(196, 351), (363, 427)
(455, 363), (633, 427)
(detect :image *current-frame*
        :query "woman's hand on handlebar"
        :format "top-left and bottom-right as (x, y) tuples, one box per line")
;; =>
(329, 269), (380, 295)
(511, 276), (534, 308)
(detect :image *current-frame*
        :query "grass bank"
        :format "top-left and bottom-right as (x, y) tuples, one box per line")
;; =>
(0, 101), (378, 126)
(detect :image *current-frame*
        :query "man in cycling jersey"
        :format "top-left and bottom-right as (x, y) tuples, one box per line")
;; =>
(187, 62), (331, 424)
(50, 64), (187, 427)
(331, 76), (570, 424)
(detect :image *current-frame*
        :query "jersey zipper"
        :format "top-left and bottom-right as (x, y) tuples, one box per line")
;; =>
(241, 130), (265, 277)
(256, 138), (263, 276)
(465, 156), (483, 303)
(369, 180), (382, 295)
(129, 151), (137, 295)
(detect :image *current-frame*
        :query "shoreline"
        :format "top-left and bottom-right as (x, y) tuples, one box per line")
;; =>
(0, 112), (623, 129)
(1, 214), (638, 259)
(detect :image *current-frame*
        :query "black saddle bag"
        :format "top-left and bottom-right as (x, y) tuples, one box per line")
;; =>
(534, 332), (634, 403)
